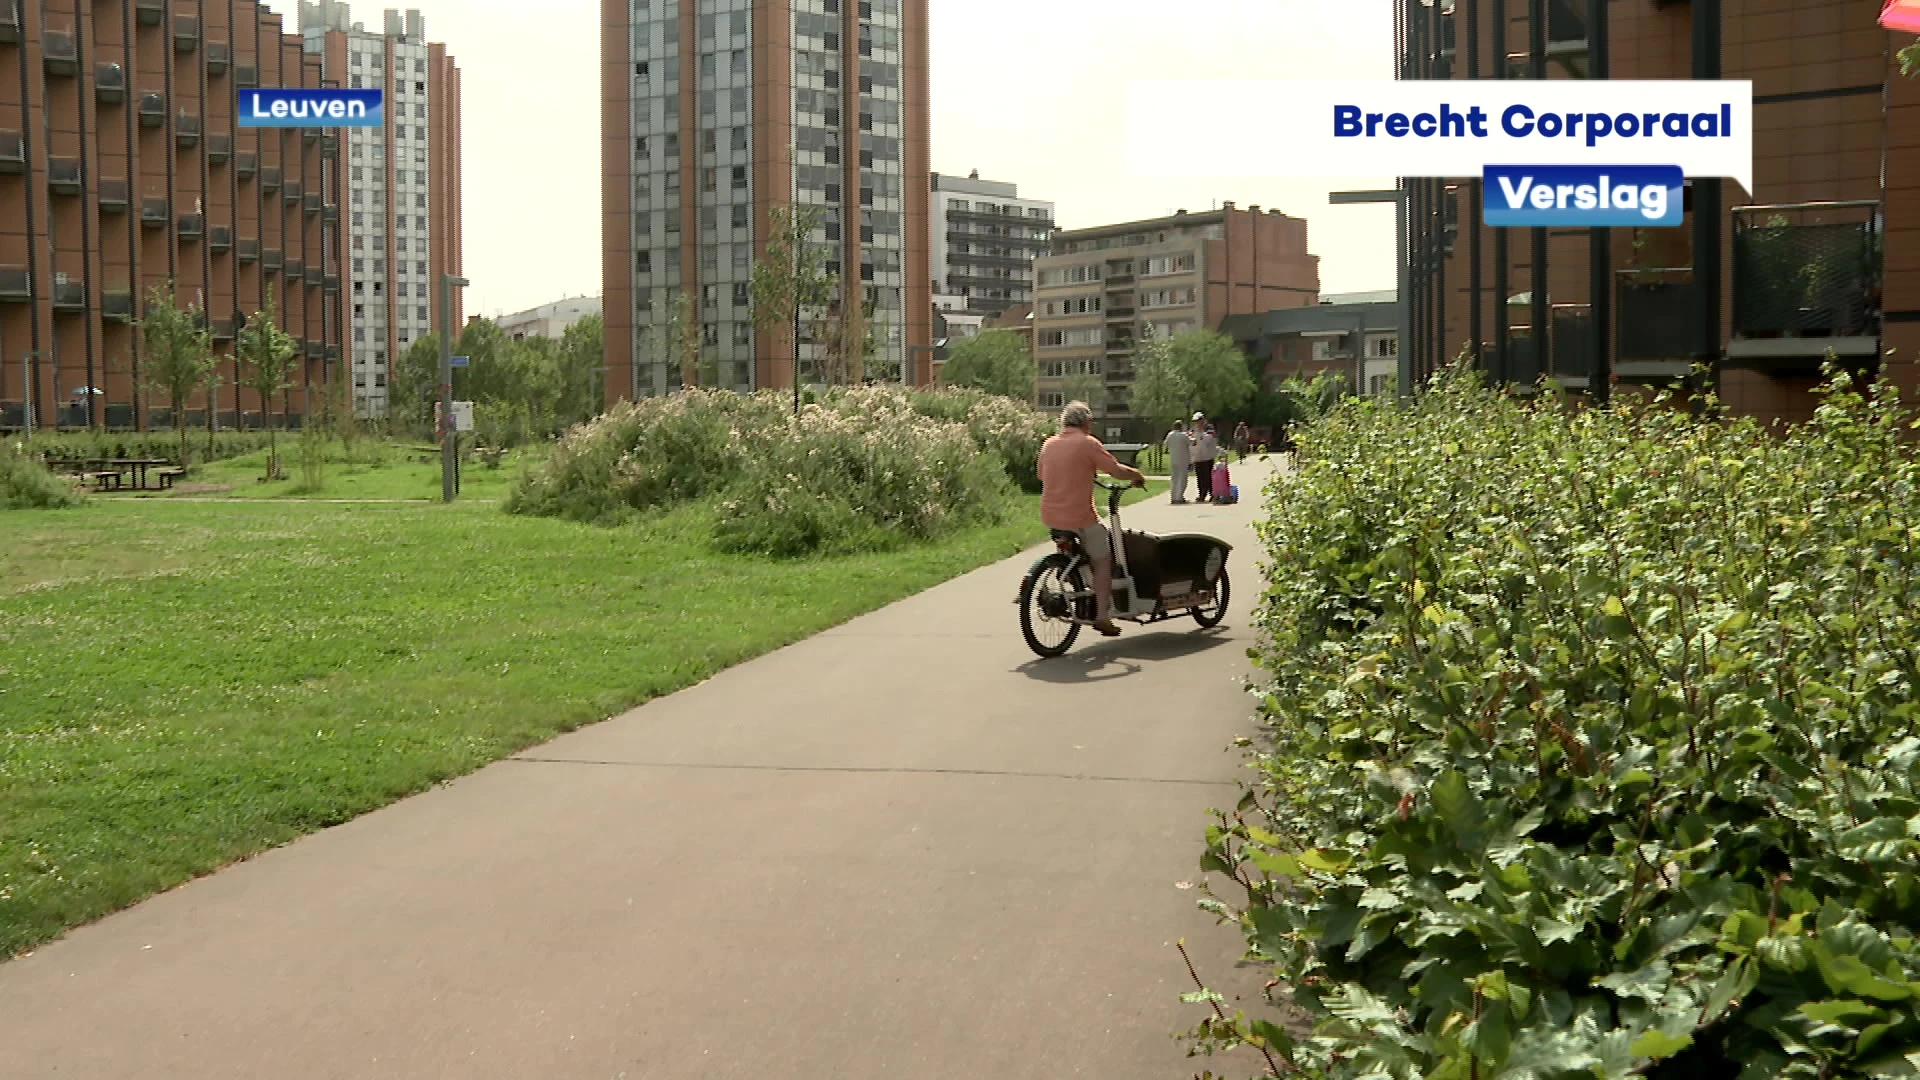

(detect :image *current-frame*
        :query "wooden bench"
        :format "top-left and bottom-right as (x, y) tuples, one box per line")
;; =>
(79, 471), (124, 492)
(155, 467), (187, 490)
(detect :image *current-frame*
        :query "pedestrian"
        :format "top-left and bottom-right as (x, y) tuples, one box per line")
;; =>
(1233, 421), (1250, 463)
(1164, 420), (1192, 504)
(1193, 422), (1218, 504)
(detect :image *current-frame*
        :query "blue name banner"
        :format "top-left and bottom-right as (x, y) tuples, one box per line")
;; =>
(1482, 164), (1684, 228)
(238, 88), (384, 128)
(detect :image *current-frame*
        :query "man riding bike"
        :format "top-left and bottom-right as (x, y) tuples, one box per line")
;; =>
(1037, 401), (1145, 637)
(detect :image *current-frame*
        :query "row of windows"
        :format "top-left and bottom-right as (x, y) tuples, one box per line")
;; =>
(352, 236), (430, 254)
(1057, 225), (1226, 254)
(1038, 263), (1102, 286)
(949, 200), (1050, 219)
(1039, 296), (1102, 317)
(1039, 358), (1101, 377)
(1142, 254), (1196, 276)
(349, 53), (430, 74)
(1140, 287), (1198, 309)
(1037, 328), (1102, 348)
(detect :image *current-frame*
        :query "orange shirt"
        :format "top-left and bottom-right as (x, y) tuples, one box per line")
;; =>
(1038, 430), (1121, 530)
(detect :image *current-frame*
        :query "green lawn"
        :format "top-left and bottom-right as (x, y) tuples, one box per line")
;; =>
(102, 444), (538, 502)
(0, 477), (1162, 958)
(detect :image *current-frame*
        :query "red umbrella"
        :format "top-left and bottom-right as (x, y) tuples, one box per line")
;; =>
(1883, 0), (1920, 33)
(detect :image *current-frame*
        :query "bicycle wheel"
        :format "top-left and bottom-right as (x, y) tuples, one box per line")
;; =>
(1020, 553), (1087, 658)
(1193, 568), (1231, 629)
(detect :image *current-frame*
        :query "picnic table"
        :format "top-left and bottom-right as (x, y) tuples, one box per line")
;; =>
(43, 458), (181, 491)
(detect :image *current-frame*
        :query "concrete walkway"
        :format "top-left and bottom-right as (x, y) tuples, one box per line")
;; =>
(0, 458), (1282, 1079)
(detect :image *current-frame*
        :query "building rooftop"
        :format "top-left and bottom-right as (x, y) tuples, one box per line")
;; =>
(1220, 300), (1399, 344)
(930, 171), (1021, 199)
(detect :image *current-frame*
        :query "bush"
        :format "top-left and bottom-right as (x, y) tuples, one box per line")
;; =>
(1187, 366), (1920, 1079)
(2, 444), (85, 509)
(22, 430), (277, 466)
(508, 385), (1038, 554)
(714, 392), (1010, 556)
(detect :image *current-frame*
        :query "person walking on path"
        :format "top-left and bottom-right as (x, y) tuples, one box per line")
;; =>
(1233, 421), (1250, 463)
(1164, 420), (1193, 504)
(1193, 422), (1219, 505)
(1038, 401), (1146, 636)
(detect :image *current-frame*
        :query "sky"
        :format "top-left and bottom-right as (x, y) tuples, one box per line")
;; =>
(263, 0), (1402, 318)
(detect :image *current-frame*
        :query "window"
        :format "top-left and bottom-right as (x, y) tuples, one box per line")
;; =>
(414, 81), (425, 93)
(823, 31), (839, 50)
(702, 167), (717, 192)
(701, 129), (716, 154)
(414, 193), (426, 208)
(731, 165), (746, 190)
(731, 126), (747, 151)
(413, 104), (425, 118)
(702, 322), (718, 345)
(351, 53), (363, 68)
(664, 133), (679, 156)
(373, 372), (386, 388)
(823, 69), (839, 89)
(732, 322), (751, 345)
(732, 282), (748, 307)
(416, 260), (426, 274)
(824, 107), (840, 127)
(416, 215), (426, 229)
(414, 306), (426, 320)
(352, 211), (365, 226)
(666, 171), (680, 193)
(730, 49), (746, 76)
(858, 75), (872, 93)
(730, 203), (748, 228)
(636, 135), (649, 158)
(859, 112), (872, 131)
(353, 280), (364, 293)
(352, 189), (364, 204)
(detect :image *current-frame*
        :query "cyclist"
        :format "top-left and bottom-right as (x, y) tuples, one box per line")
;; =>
(1038, 401), (1145, 637)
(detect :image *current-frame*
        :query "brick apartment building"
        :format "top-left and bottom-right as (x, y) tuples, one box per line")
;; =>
(1030, 203), (1320, 423)
(299, 1), (462, 420)
(0, 0), (459, 432)
(602, 0), (935, 401)
(1394, 0), (1911, 423)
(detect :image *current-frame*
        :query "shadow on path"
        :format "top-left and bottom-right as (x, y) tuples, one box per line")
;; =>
(1014, 626), (1236, 683)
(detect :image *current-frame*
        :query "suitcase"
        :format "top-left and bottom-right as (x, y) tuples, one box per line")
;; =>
(1212, 462), (1232, 503)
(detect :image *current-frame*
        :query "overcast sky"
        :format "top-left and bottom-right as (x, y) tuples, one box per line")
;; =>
(264, 0), (1401, 318)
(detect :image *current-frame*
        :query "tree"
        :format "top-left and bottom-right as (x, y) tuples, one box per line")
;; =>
(1128, 328), (1255, 424)
(555, 312), (605, 426)
(749, 204), (835, 398)
(138, 282), (215, 464)
(391, 333), (441, 435)
(1060, 372), (1103, 409)
(236, 286), (299, 479)
(940, 328), (1034, 401)
(817, 294), (875, 386)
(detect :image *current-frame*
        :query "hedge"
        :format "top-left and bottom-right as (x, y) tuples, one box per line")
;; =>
(1184, 368), (1920, 1079)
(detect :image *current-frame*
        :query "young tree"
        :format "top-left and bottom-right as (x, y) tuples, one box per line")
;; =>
(138, 282), (215, 464)
(556, 312), (605, 426)
(749, 205), (834, 398)
(663, 290), (704, 387)
(391, 333), (441, 435)
(1129, 333), (1196, 430)
(236, 286), (299, 480)
(941, 328), (1034, 401)
(819, 294), (877, 386)
(1166, 328), (1257, 419)
(1060, 372), (1103, 410)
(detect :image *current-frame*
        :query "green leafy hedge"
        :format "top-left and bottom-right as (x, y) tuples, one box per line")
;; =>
(2, 444), (85, 509)
(1187, 369), (1920, 1079)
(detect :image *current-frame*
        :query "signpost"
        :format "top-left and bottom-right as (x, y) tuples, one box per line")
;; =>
(449, 355), (469, 368)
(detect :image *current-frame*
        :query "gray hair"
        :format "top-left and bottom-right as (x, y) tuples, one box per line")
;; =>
(1060, 401), (1093, 430)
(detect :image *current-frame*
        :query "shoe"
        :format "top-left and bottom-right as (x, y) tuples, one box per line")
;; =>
(1092, 620), (1122, 636)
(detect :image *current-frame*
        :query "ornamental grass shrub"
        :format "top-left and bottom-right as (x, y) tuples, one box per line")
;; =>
(507, 385), (1043, 554)
(1186, 365), (1920, 1080)
(2, 444), (85, 510)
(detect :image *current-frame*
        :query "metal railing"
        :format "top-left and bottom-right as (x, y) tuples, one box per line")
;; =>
(1732, 201), (1880, 338)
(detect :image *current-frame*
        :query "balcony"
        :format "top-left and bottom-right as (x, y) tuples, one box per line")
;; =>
(51, 281), (86, 312)
(303, 128), (319, 145)
(177, 214), (203, 240)
(323, 274), (340, 293)
(135, 0), (163, 26)
(320, 133), (337, 158)
(102, 288), (134, 321)
(262, 248), (282, 270)
(305, 339), (324, 359)
(304, 192), (321, 214)
(235, 151), (257, 177)
(235, 64), (257, 88)
(137, 92), (165, 127)
(141, 198), (168, 227)
(283, 181), (302, 204)
(285, 259), (304, 279)
(98, 178), (127, 211)
(260, 166), (280, 191)
(1614, 269), (1702, 377)
(0, 266), (30, 302)
(46, 157), (81, 194)
(236, 237), (259, 261)
(205, 41), (229, 75)
(1548, 304), (1594, 387)
(304, 266), (324, 286)
(0, 1), (17, 42)
(204, 133), (230, 163)
(321, 204), (339, 224)
(95, 63), (125, 104)
(1728, 202), (1881, 371)
(43, 32), (77, 76)
(173, 15), (199, 51)
(0, 129), (22, 173)
(209, 225), (231, 252)
(175, 111), (200, 147)
(211, 318), (234, 341)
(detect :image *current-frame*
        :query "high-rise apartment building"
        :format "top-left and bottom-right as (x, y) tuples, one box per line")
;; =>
(497, 294), (601, 340)
(2, 0), (345, 432)
(1394, 0), (1910, 425)
(298, 0), (460, 420)
(1032, 203), (1321, 423)
(929, 169), (1052, 316)
(602, 0), (933, 401)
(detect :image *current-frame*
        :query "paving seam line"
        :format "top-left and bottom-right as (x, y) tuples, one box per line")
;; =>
(507, 756), (1242, 787)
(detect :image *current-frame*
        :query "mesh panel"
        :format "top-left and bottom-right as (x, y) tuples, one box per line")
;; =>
(1733, 221), (1878, 336)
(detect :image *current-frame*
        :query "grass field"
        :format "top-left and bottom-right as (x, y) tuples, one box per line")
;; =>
(0, 468), (1164, 958)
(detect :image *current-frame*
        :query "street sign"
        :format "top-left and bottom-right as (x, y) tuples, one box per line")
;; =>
(449, 355), (469, 367)
(435, 401), (475, 432)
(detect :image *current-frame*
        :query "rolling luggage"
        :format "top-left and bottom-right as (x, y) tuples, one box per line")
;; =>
(1212, 461), (1233, 504)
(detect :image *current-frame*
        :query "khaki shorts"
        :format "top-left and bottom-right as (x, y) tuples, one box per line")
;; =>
(1062, 524), (1112, 560)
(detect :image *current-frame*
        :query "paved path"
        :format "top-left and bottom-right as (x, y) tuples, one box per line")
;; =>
(0, 459), (1282, 1079)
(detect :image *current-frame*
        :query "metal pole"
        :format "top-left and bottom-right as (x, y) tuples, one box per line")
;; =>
(1589, 0), (1611, 404)
(438, 274), (456, 502)
(1396, 188), (1413, 401)
(1529, 0), (1549, 386)
(1492, 0), (1509, 385)
(19, 352), (33, 438)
